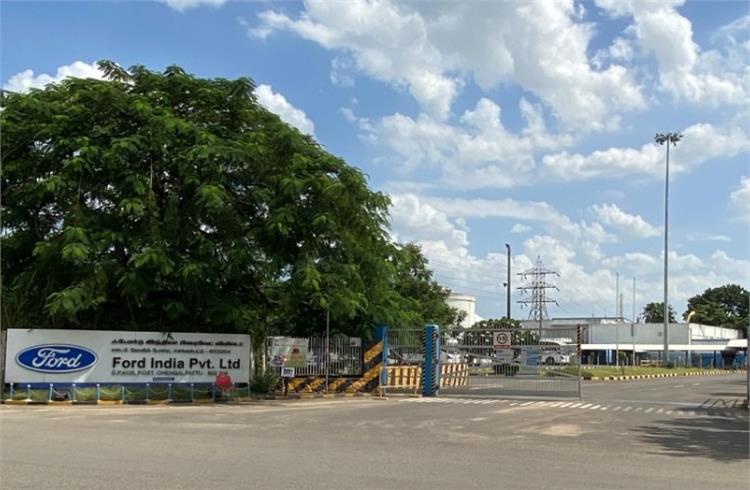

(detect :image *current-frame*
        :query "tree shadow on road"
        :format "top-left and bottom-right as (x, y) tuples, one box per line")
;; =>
(634, 411), (749, 463)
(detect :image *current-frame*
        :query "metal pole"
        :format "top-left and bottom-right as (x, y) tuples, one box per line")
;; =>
(505, 244), (511, 320)
(663, 142), (670, 365)
(616, 272), (619, 318)
(325, 307), (330, 394)
(632, 277), (636, 367)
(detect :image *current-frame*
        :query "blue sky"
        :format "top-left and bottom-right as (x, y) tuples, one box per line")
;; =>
(3, 0), (749, 321)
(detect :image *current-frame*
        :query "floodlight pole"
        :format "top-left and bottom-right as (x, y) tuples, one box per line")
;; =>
(655, 132), (681, 366)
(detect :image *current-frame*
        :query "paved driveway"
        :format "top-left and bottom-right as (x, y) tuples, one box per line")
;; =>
(1, 375), (747, 489)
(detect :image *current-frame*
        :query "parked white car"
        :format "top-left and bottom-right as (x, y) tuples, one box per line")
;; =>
(540, 340), (571, 365)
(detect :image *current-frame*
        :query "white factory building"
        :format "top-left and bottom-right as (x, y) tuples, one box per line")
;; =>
(447, 293), (747, 367)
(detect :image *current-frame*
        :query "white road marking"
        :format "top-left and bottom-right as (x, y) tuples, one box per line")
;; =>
(645, 408), (654, 413)
(656, 408), (664, 414)
(569, 403), (583, 408)
(580, 403), (592, 409)
(589, 405), (601, 410)
(623, 407), (632, 412)
(613, 406), (622, 411)
(559, 403), (573, 408)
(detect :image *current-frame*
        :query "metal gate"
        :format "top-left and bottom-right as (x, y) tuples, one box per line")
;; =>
(382, 328), (424, 394)
(440, 324), (583, 398)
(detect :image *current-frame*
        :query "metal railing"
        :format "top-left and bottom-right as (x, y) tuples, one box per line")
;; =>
(387, 328), (423, 366)
(266, 335), (363, 377)
(439, 325), (583, 397)
(1, 382), (253, 403)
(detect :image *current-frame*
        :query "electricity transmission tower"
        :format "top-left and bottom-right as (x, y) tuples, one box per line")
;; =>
(517, 256), (559, 321)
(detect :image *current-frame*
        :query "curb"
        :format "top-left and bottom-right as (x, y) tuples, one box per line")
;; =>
(2, 393), (384, 406)
(590, 370), (737, 381)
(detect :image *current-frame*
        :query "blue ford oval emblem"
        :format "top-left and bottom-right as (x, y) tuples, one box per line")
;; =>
(16, 344), (97, 373)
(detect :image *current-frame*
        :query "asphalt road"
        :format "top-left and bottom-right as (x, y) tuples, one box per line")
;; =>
(1, 375), (747, 490)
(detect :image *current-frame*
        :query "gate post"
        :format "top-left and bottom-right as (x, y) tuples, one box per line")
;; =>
(422, 324), (440, 397)
(374, 325), (388, 396)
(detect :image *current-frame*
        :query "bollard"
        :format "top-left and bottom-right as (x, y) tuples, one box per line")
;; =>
(72, 384), (76, 402)
(168, 383), (172, 401)
(26, 384), (31, 401)
(146, 383), (150, 402)
(190, 383), (194, 402)
(96, 384), (101, 402)
(49, 384), (54, 402)
(121, 385), (125, 402)
(8, 383), (14, 400)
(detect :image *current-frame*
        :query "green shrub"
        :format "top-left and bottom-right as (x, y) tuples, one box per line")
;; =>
(664, 361), (676, 369)
(494, 364), (520, 376)
(581, 371), (593, 380)
(250, 369), (280, 394)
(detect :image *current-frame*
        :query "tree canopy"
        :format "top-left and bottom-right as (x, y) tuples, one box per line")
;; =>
(1, 62), (458, 338)
(641, 302), (676, 323)
(684, 284), (749, 332)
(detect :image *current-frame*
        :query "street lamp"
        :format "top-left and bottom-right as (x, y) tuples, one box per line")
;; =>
(655, 132), (682, 366)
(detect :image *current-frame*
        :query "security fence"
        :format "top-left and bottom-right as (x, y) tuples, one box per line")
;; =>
(440, 325), (583, 398)
(386, 328), (424, 366)
(266, 335), (363, 377)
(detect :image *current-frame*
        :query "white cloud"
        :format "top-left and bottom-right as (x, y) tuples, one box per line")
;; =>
(161, 0), (226, 12)
(729, 176), (750, 223)
(3, 61), (104, 92)
(511, 224), (532, 234)
(330, 56), (355, 87)
(543, 123), (750, 181)
(595, 1), (749, 106)
(250, 0), (644, 129)
(254, 84), (315, 135)
(687, 234), (731, 243)
(359, 97), (574, 188)
(591, 203), (660, 239)
(388, 192), (748, 319)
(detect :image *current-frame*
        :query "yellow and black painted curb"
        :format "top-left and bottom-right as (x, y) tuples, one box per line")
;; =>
(590, 369), (739, 381)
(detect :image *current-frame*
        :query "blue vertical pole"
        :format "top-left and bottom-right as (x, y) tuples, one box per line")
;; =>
(422, 324), (440, 397)
(375, 325), (387, 395)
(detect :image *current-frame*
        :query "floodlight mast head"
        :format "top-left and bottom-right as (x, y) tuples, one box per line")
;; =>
(655, 132), (683, 146)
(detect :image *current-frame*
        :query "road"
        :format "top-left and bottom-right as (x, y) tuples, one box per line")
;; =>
(1, 375), (747, 490)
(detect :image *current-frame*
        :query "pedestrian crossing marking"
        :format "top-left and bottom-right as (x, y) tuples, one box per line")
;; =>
(395, 397), (748, 420)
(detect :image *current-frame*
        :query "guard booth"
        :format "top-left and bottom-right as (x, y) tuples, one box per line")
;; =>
(439, 324), (583, 398)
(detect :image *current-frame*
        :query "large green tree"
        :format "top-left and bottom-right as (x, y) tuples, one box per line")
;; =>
(385, 243), (464, 330)
(641, 302), (676, 323)
(684, 284), (749, 332)
(1, 62), (453, 338)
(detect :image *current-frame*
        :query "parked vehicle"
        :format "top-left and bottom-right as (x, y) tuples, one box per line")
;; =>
(540, 340), (571, 365)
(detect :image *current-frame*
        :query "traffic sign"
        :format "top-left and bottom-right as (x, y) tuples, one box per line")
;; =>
(493, 331), (511, 350)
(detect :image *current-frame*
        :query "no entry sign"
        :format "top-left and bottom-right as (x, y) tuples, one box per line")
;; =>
(493, 331), (511, 350)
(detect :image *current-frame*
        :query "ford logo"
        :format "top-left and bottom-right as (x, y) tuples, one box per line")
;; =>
(16, 344), (97, 373)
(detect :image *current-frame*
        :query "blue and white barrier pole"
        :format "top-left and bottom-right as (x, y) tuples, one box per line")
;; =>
(422, 324), (440, 397)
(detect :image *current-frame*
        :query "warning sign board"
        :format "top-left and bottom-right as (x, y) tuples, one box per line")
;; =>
(493, 331), (511, 350)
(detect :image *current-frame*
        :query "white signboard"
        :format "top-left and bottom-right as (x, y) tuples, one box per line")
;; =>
(493, 331), (511, 350)
(4, 329), (251, 384)
(496, 349), (513, 362)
